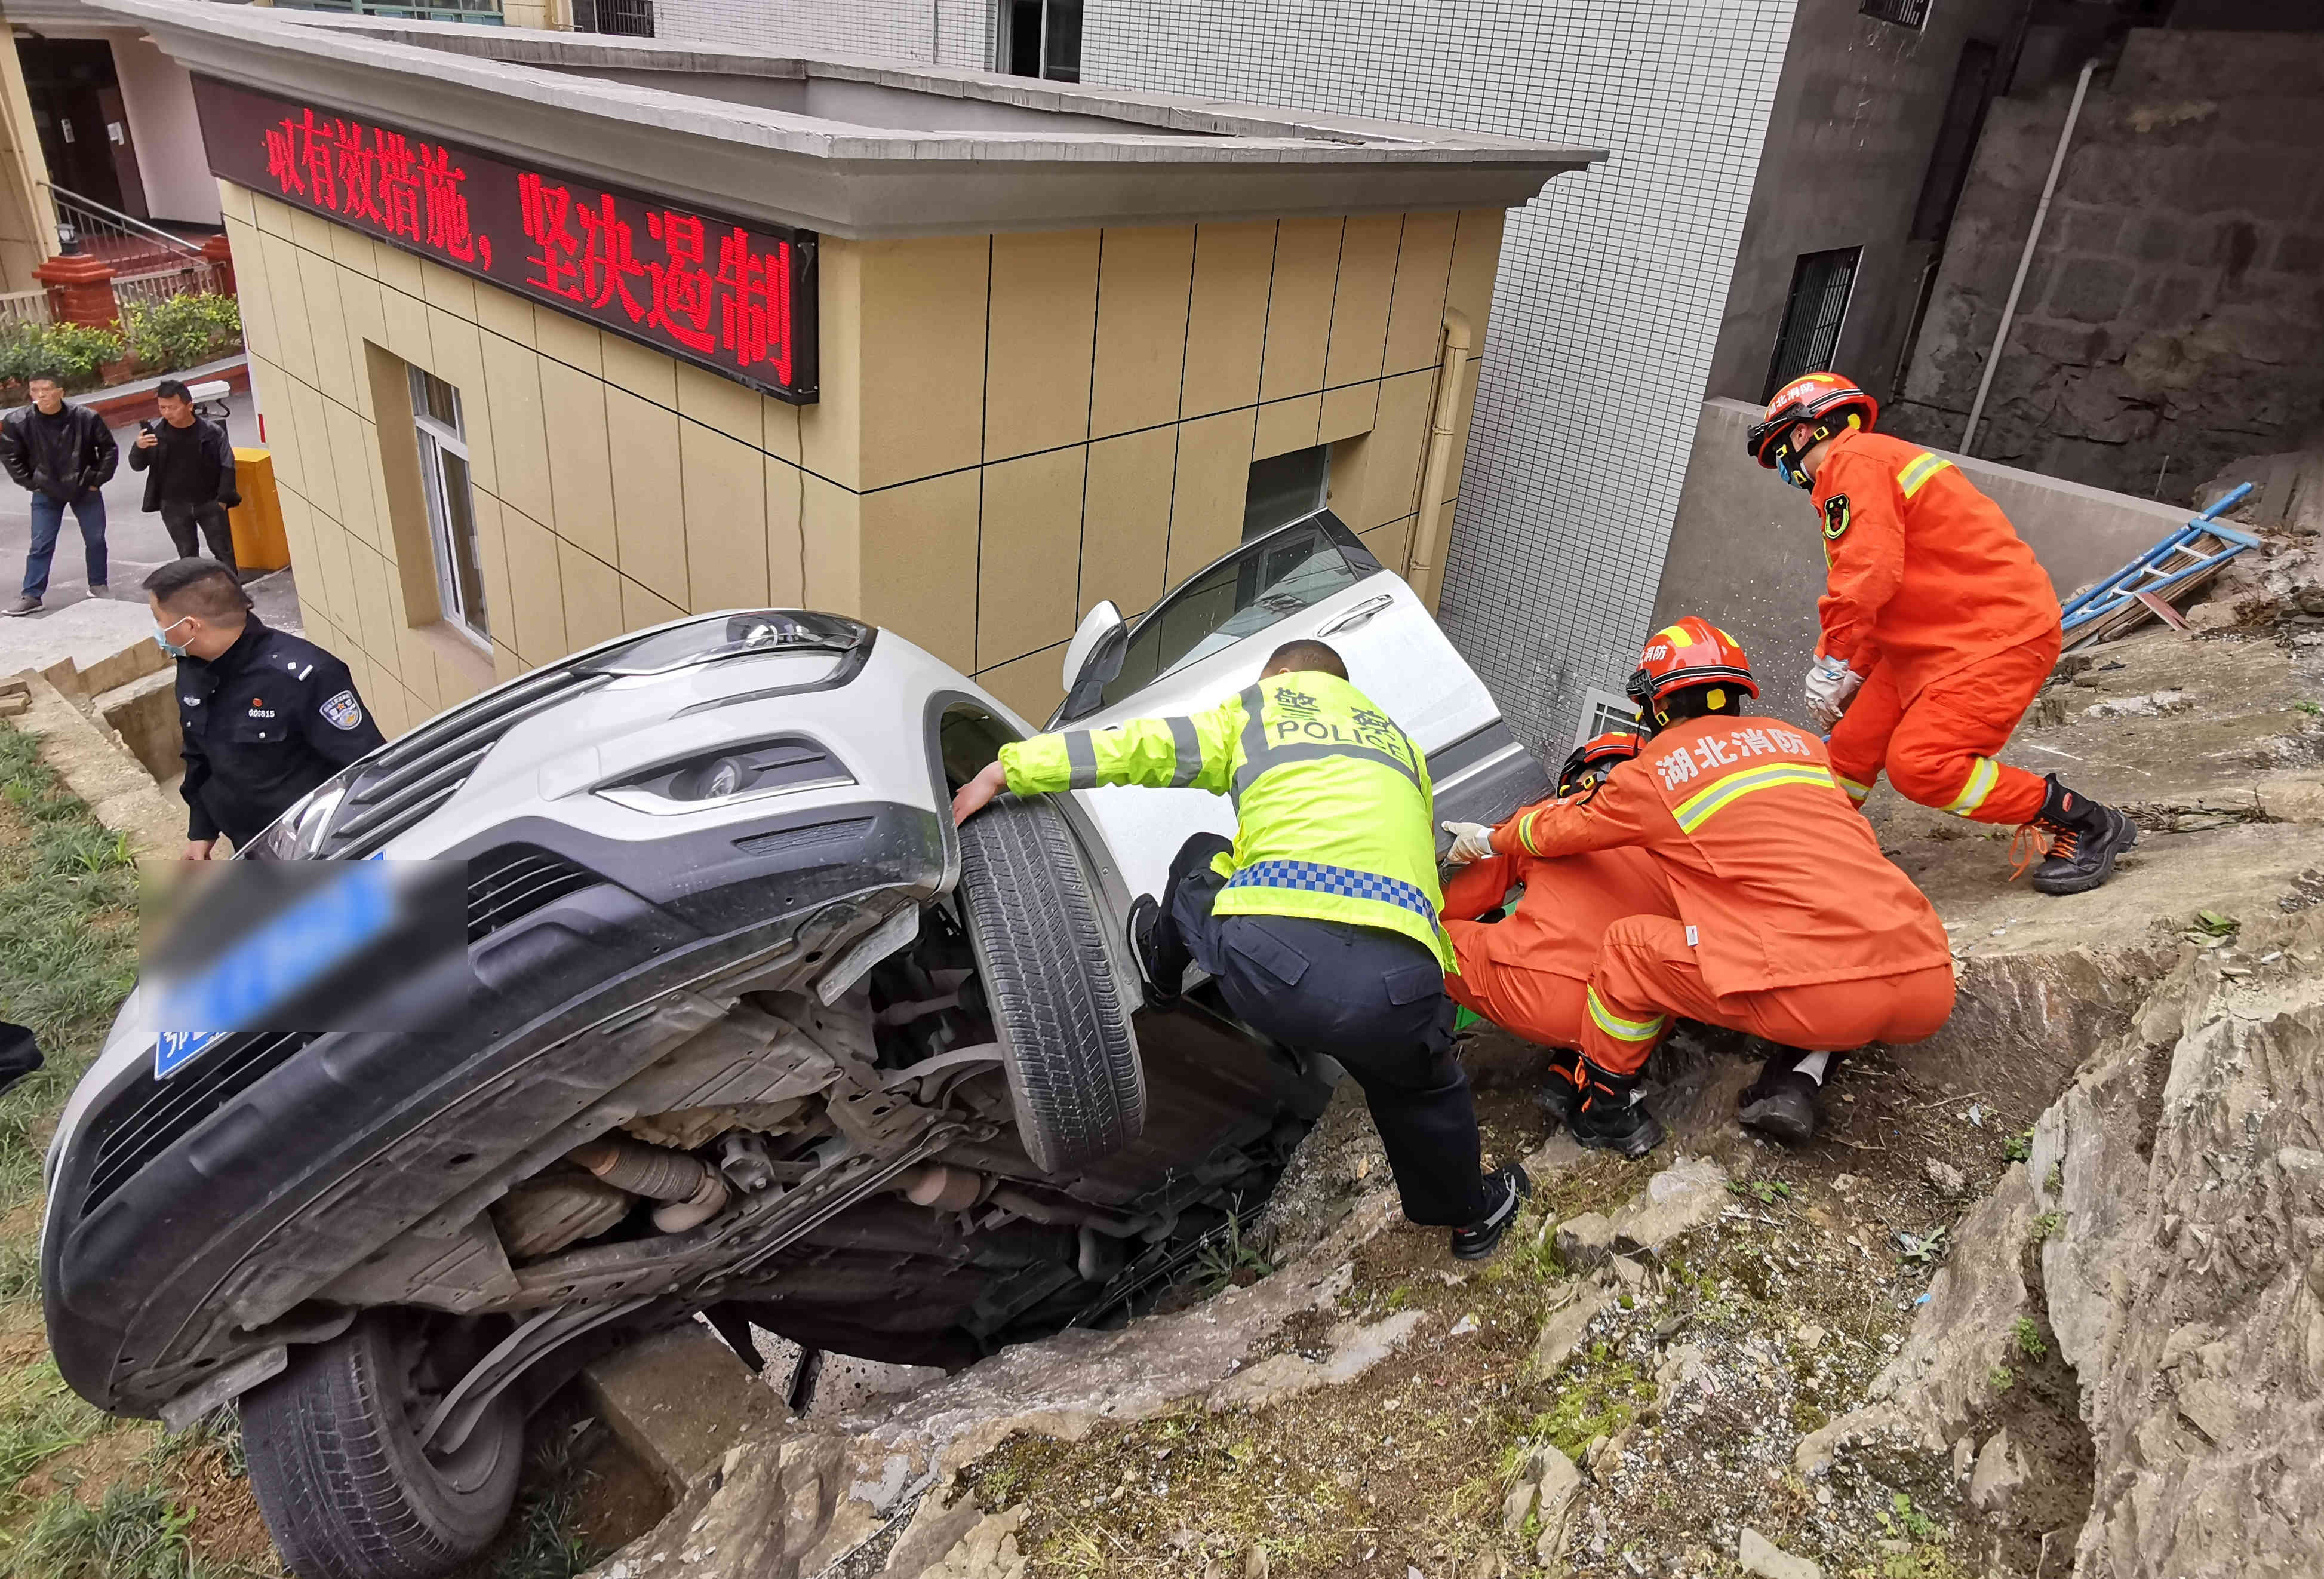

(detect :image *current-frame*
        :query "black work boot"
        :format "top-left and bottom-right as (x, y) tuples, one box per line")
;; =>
(1127, 895), (1185, 1006)
(1738, 1050), (1824, 1145)
(1451, 1163), (1532, 1261)
(1538, 1047), (1585, 1129)
(2023, 775), (2137, 896)
(1569, 1058), (1665, 1159)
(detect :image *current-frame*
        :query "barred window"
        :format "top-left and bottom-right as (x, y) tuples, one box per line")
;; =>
(1861, 0), (1934, 29)
(1762, 247), (1863, 404)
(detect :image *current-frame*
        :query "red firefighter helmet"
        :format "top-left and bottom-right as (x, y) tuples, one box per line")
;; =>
(1625, 618), (1758, 723)
(1557, 729), (1643, 796)
(1745, 371), (1879, 487)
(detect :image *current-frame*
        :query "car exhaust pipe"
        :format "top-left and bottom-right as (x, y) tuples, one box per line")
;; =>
(567, 1136), (731, 1233)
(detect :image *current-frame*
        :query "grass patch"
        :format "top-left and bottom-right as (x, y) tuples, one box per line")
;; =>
(2, 1481), (195, 1579)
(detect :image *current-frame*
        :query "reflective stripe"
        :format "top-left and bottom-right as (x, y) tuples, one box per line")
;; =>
(1671, 762), (1836, 833)
(1897, 451), (1952, 499)
(1942, 756), (2001, 816)
(1517, 807), (1544, 857)
(1224, 859), (1438, 922)
(1586, 985), (1665, 1043)
(1063, 732), (1098, 791)
(1231, 685), (1268, 804)
(1166, 715), (1204, 788)
(1837, 773), (1875, 804)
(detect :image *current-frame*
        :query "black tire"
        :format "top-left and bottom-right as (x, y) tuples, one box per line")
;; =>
(240, 1316), (523, 1579)
(956, 794), (1143, 1174)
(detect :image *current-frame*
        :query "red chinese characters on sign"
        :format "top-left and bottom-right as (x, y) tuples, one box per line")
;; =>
(262, 109), (490, 269)
(213, 78), (815, 401)
(517, 174), (795, 386)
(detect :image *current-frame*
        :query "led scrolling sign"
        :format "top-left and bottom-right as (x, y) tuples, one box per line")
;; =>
(193, 78), (819, 404)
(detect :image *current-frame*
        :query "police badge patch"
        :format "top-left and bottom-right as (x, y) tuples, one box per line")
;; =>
(1821, 493), (1852, 541)
(320, 690), (365, 731)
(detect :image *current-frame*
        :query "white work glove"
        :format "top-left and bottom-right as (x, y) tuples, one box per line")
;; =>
(1441, 821), (1496, 865)
(1803, 654), (1865, 730)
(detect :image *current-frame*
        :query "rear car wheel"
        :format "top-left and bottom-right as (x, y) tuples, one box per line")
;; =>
(957, 795), (1143, 1173)
(241, 1315), (522, 1579)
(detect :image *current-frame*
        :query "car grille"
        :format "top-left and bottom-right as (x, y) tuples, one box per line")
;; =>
(317, 666), (608, 858)
(81, 1033), (317, 1215)
(467, 847), (599, 941)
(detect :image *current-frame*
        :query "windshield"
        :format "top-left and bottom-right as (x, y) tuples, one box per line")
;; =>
(1099, 518), (1368, 708)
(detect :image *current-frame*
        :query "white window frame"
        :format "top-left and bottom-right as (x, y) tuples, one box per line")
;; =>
(1575, 688), (1642, 749)
(409, 367), (489, 650)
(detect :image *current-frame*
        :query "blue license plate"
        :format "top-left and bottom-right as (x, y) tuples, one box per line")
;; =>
(155, 872), (395, 1079)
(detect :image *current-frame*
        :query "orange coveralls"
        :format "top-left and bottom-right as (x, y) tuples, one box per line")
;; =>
(1812, 429), (2061, 825)
(1492, 714), (1956, 1074)
(1441, 843), (1677, 1052)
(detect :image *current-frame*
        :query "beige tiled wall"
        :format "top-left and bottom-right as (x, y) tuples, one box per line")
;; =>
(222, 176), (1502, 736)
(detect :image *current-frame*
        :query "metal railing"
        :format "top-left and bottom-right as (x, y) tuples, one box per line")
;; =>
(273, 0), (506, 21)
(45, 183), (207, 277)
(0, 288), (52, 336)
(114, 262), (231, 315)
(572, 0), (654, 35)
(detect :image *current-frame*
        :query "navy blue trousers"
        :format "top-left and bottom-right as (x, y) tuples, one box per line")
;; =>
(1157, 834), (1487, 1227)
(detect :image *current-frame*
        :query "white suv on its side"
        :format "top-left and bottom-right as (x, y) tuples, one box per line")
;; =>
(41, 509), (1545, 1579)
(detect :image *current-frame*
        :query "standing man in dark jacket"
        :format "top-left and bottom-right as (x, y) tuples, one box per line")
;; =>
(129, 379), (239, 579)
(2, 371), (118, 616)
(143, 558), (384, 857)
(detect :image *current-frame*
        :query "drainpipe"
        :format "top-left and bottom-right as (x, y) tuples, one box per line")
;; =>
(1962, 59), (2095, 456)
(1407, 309), (1473, 613)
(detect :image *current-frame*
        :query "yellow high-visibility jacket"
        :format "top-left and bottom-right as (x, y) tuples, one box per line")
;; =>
(998, 669), (1452, 969)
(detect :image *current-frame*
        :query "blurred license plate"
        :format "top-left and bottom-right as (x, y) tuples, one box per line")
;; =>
(155, 874), (394, 1079)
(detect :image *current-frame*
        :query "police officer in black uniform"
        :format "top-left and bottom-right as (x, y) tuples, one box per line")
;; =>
(142, 558), (385, 858)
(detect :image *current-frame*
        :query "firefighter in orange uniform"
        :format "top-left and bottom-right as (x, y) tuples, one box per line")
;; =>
(1437, 732), (1677, 1139)
(1746, 372), (2137, 895)
(1450, 619), (1956, 1150)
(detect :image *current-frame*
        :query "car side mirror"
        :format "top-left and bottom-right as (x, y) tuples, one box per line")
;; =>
(1058, 601), (1127, 723)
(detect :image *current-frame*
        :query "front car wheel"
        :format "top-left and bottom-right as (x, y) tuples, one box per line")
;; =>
(240, 1314), (522, 1579)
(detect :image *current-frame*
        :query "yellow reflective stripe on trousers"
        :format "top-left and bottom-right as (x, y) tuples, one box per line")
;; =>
(1586, 985), (1665, 1043)
(1943, 756), (2001, 816)
(1837, 773), (1874, 805)
(1671, 762), (1836, 833)
(1898, 451), (1952, 499)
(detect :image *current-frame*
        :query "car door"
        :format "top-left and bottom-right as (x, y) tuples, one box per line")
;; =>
(1053, 511), (1546, 905)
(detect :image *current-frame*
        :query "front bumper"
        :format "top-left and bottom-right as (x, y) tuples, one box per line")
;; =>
(44, 795), (945, 1415)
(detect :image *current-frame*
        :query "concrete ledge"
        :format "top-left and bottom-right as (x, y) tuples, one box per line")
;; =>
(582, 1325), (783, 1498)
(9, 670), (185, 861)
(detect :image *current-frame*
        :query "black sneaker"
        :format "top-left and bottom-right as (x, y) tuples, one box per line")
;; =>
(1569, 1058), (1665, 1159)
(1451, 1163), (1532, 1260)
(1738, 1057), (1820, 1145)
(2021, 775), (2138, 896)
(1127, 894), (1182, 1005)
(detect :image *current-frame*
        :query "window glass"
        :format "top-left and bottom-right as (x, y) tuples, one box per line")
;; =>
(410, 367), (487, 644)
(1100, 518), (1363, 708)
(1002, 0), (1081, 80)
(1243, 444), (1330, 541)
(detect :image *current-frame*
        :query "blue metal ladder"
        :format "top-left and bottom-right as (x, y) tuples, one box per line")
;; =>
(2061, 481), (2260, 647)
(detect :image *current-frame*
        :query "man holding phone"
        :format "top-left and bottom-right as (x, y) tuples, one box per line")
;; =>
(130, 379), (240, 580)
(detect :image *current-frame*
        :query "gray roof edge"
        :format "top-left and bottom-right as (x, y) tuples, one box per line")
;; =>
(84, 0), (1603, 234)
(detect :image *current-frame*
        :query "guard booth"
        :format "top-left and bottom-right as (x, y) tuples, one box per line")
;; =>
(111, 0), (1597, 737)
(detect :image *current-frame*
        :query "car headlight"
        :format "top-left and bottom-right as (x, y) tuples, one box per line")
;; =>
(238, 768), (356, 860)
(593, 737), (853, 815)
(579, 611), (869, 678)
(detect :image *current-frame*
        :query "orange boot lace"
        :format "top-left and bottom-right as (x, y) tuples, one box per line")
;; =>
(2008, 821), (2071, 881)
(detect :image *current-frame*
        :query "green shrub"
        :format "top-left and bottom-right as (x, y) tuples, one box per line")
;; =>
(0, 320), (126, 392)
(121, 294), (242, 375)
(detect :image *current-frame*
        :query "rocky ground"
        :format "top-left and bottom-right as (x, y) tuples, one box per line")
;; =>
(584, 585), (2324, 1579)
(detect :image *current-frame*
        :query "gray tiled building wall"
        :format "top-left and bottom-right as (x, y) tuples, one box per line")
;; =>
(650, 0), (992, 70)
(1083, 1), (1799, 749)
(649, 0), (1800, 749)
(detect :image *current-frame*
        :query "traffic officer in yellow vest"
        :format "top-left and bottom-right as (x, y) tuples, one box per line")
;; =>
(951, 638), (1530, 1260)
